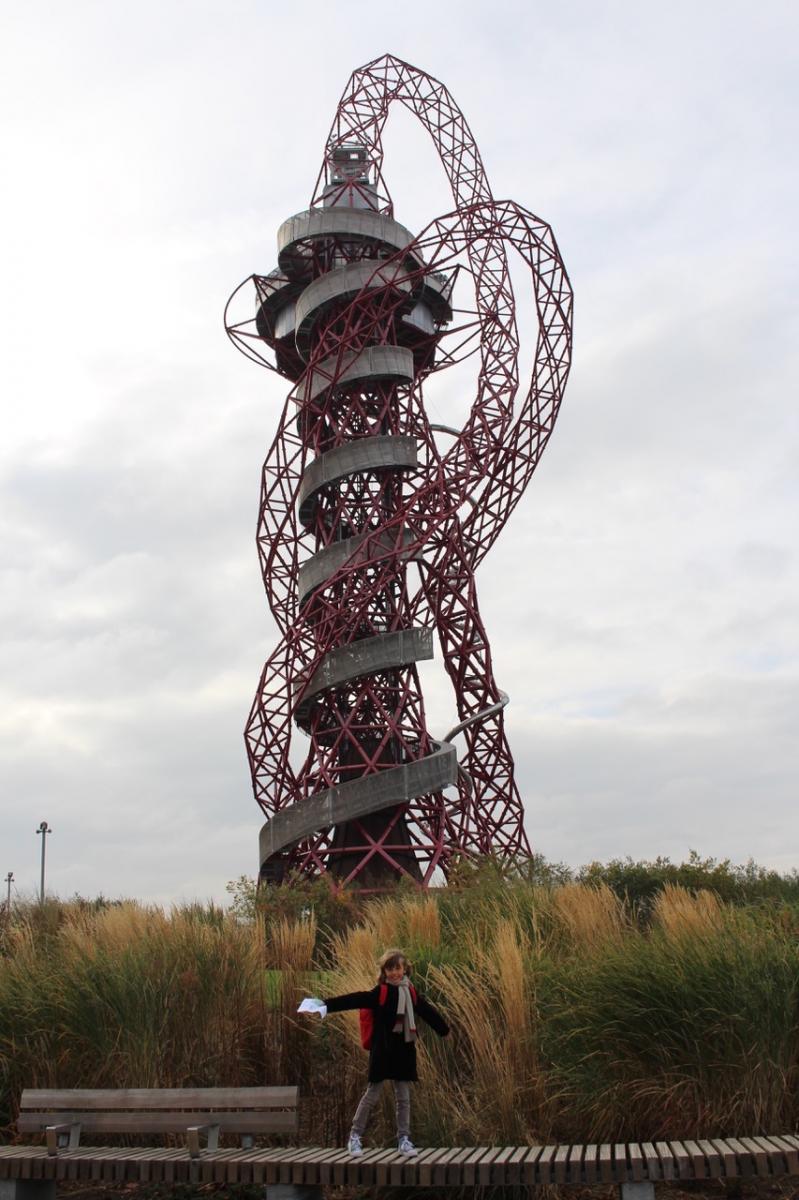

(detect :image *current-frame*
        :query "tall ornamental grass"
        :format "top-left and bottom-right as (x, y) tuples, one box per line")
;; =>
(2, 880), (799, 1147)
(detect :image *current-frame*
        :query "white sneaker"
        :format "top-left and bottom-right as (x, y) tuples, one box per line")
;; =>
(398, 1136), (418, 1156)
(348, 1132), (363, 1156)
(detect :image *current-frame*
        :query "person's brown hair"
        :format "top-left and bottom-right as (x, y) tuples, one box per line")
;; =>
(378, 948), (411, 982)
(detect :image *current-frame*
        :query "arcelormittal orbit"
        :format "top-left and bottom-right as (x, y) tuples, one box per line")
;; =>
(225, 55), (572, 890)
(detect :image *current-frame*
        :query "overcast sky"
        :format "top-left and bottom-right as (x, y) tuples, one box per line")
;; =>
(1, 1), (797, 905)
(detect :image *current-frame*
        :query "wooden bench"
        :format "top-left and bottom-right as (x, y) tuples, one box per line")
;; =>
(2, 1109), (798, 1200)
(0, 1087), (298, 1200)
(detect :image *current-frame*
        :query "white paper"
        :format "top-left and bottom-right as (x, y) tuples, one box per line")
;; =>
(297, 997), (327, 1017)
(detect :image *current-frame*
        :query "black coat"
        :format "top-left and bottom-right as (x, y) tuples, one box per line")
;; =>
(324, 983), (449, 1083)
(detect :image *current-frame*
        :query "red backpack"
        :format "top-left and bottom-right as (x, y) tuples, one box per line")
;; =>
(360, 982), (417, 1050)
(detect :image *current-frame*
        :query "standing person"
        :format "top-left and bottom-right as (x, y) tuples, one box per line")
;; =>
(300, 948), (449, 1156)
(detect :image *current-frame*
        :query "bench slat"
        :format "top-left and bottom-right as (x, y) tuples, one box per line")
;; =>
(496, 1145), (523, 1185)
(477, 1146), (503, 1185)
(583, 1143), (599, 1185)
(669, 1140), (692, 1177)
(696, 1139), (722, 1177)
(537, 1144), (558, 1185)
(357, 1147), (396, 1187)
(725, 1137), (756, 1177)
(551, 1144), (569, 1185)
(628, 1142), (645, 1182)
(598, 1143), (613, 1184)
(413, 1147), (443, 1187)
(433, 1146), (463, 1186)
(762, 1135), (799, 1174)
(683, 1139), (707, 1179)
(20, 1087), (297, 1110)
(521, 1145), (544, 1186)
(713, 1139), (740, 1175)
(567, 1144), (585, 1185)
(18, 1111), (296, 1134)
(489, 1146), (515, 1186)
(655, 1141), (676, 1180)
(641, 1142), (661, 1181)
(738, 1136), (771, 1177)
(461, 1147), (488, 1187)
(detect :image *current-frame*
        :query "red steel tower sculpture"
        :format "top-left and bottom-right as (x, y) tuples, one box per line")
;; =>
(225, 55), (572, 890)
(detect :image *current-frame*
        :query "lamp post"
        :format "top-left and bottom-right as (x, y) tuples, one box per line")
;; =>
(4, 872), (12, 913)
(36, 822), (51, 903)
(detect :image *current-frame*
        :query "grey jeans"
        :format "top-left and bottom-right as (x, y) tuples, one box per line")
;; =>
(350, 1080), (411, 1139)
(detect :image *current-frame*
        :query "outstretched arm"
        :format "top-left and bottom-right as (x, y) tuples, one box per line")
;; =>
(324, 987), (379, 1013)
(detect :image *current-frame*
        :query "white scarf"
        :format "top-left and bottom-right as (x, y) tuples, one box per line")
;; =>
(392, 976), (417, 1043)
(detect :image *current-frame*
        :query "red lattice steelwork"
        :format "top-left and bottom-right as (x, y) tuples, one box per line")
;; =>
(225, 55), (573, 890)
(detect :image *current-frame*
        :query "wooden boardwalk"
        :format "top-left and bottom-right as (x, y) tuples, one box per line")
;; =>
(2, 1135), (799, 1189)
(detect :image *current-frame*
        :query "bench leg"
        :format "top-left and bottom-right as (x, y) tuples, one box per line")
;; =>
(620, 1183), (655, 1200)
(0, 1183), (56, 1200)
(265, 1187), (322, 1200)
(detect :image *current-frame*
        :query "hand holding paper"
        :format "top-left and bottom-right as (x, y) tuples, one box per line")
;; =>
(297, 997), (327, 1018)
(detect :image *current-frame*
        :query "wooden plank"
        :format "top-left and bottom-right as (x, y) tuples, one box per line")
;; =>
(462, 1147), (488, 1187)
(433, 1147), (463, 1186)
(564, 1144), (583, 1185)
(553, 1144), (570, 1185)
(521, 1145), (544, 1186)
(263, 1147), (300, 1185)
(18, 1111), (296, 1134)
(84, 1148), (113, 1181)
(290, 1146), (325, 1185)
(413, 1148), (444, 1187)
(210, 1149), (245, 1184)
(738, 1137), (770, 1177)
(506, 1145), (529, 1185)
(725, 1137), (756, 1177)
(654, 1141), (676, 1181)
(583, 1143), (599, 1185)
(444, 1146), (476, 1186)
(710, 1138), (738, 1176)
(113, 1149), (151, 1183)
(256, 1147), (290, 1185)
(748, 1132), (782, 1171)
(683, 1139), (707, 1179)
(232, 1147), (270, 1185)
(477, 1146), (503, 1186)
(162, 1148), (189, 1185)
(537, 1144), (558, 1185)
(615, 1143), (629, 1183)
(376, 1149), (403, 1187)
(319, 1149), (352, 1186)
(628, 1142), (645, 1182)
(696, 1140), (722, 1178)
(227, 1153), (245, 1186)
(137, 1150), (154, 1184)
(762, 1135), (799, 1175)
(641, 1143), (661, 1181)
(388, 1147), (417, 1187)
(278, 1148), (311, 1183)
(142, 1154), (162, 1185)
(598, 1143), (613, 1184)
(670, 1140), (692, 1178)
(20, 1087), (298, 1110)
(351, 1146), (392, 1187)
(487, 1146), (514, 1185)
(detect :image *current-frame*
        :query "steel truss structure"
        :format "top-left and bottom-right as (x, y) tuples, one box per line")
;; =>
(225, 54), (573, 890)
